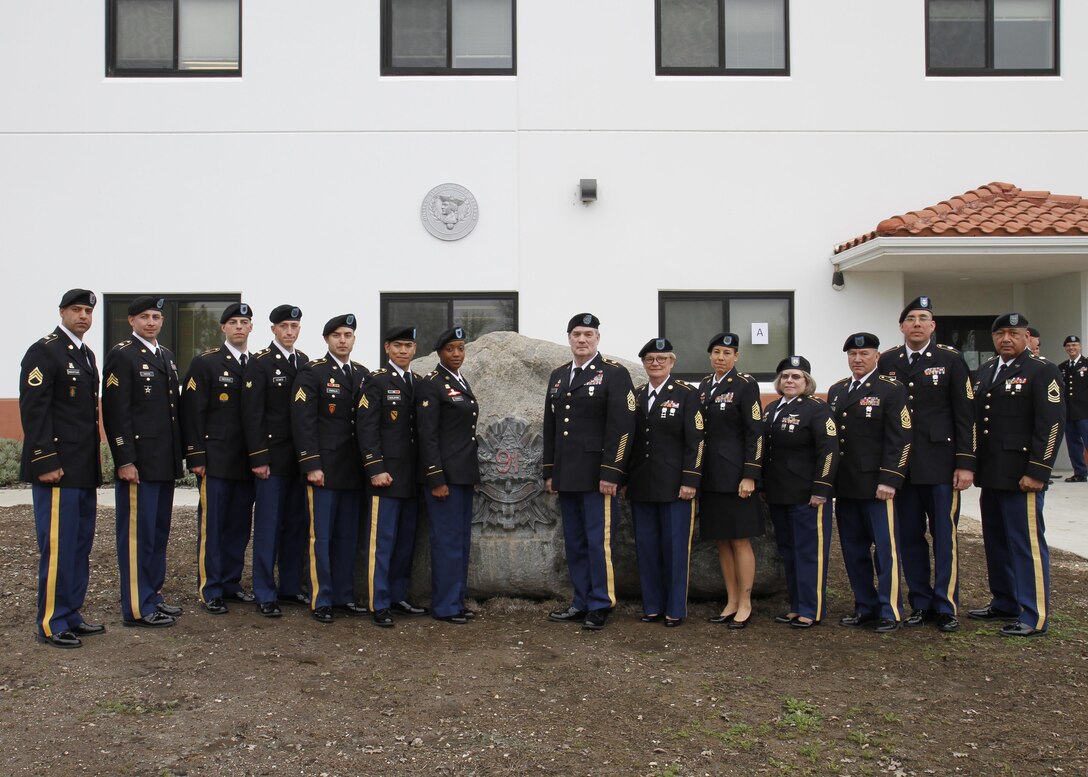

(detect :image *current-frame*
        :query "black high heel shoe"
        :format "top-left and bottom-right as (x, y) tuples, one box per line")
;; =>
(727, 613), (752, 630)
(708, 612), (736, 624)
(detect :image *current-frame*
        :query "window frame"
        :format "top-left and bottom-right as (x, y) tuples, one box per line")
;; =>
(378, 291), (519, 362)
(659, 290), (795, 382)
(925, 0), (1059, 76)
(655, 0), (790, 76)
(106, 0), (243, 78)
(380, 0), (517, 76)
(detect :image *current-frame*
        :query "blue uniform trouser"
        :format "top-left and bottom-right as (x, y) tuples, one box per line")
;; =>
(196, 474), (255, 602)
(306, 486), (361, 610)
(33, 484), (96, 638)
(366, 494), (418, 611)
(631, 499), (695, 620)
(1065, 418), (1088, 476)
(426, 484), (474, 618)
(979, 488), (1050, 631)
(116, 480), (174, 621)
(558, 491), (618, 613)
(835, 497), (902, 622)
(895, 482), (960, 615)
(252, 474), (307, 604)
(770, 501), (832, 623)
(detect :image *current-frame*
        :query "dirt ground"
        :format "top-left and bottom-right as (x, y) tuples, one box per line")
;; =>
(0, 504), (1085, 777)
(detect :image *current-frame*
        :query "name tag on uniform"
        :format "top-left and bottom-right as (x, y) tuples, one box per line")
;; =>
(273, 375), (288, 385)
(386, 389), (402, 402)
(66, 368), (81, 376)
(218, 374), (236, 385)
(325, 385), (341, 397)
(139, 370), (155, 378)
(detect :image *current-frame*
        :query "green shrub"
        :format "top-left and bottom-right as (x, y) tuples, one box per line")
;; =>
(0, 438), (23, 487)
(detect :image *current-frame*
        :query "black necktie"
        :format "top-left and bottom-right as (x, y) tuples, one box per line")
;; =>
(240, 354), (248, 368)
(647, 389), (657, 412)
(993, 362), (1008, 387)
(775, 400), (791, 422)
(849, 380), (861, 394)
(289, 353), (296, 370)
(405, 371), (413, 388)
(908, 352), (919, 367)
(341, 363), (351, 383)
(154, 347), (167, 371)
(572, 367), (583, 386)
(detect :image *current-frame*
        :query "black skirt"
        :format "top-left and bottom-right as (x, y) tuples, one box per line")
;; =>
(698, 491), (765, 541)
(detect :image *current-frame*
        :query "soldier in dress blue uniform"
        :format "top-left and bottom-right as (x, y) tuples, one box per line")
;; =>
(762, 356), (839, 629)
(1058, 335), (1088, 483)
(877, 296), (976, 632)
(357, 326), (428, 627)
(416, 326), (481, 625)
(827, 333), (912, 633)
(968, 313), (1064, 637)
(290, 314), (368, 624)
(242, 304), (309, 617)
(182, 302), (256, 615)
(102, 296), (184, 628)
(20, 289), (104, 648)
(625, 338), (703, 627)
(543, 313), (636, 631)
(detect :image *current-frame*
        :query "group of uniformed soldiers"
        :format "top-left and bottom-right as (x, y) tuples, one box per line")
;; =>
(20, 291), (1069, 647)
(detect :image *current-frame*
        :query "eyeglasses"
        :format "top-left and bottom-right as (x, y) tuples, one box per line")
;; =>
(642, 356), (671, 364)
(779, 372), (805, 381)
(903, 315), (934, 324)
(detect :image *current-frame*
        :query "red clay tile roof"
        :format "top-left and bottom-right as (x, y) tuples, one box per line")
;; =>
(834, 182), (1088, 255)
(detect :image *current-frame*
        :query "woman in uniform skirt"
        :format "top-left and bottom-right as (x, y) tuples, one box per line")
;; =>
(699, 333), (764, 628)
(762, 356), (839, 628)
(416, 327), (481, 625)
(625, 338), (704, 627)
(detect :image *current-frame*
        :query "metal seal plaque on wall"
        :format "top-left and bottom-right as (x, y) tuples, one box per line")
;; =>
(421, 183), (479, 241)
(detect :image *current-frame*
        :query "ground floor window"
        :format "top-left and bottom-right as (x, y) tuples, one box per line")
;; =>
(659, 291), (793, 382)
(103, 293), (240, 376)
(379, 292), (518, 361)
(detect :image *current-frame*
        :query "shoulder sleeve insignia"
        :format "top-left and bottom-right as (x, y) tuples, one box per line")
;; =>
(901, 406), (912, 429)
(627, 390), (636, 412)
(359, 395), (369, 409)
(695, 411), (704, 430)
(185, 377), (197, 391)
(965, 377), (974, 401)
(1048, 379), (1061, 403)
(826, 418), (837, 436)
(105, 373), (120, 388)
(294, 387), (307, 402)
(26, 367), (44, 387)
(751, 402), (761, 421)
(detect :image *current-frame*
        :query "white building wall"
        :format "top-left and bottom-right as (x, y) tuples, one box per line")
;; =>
(3, 1), (1088, 396)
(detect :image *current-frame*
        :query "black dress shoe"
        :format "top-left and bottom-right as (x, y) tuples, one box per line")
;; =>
(202, 598), (228, 615)
(257, 602), (282, 618)
(774, 613), (796, 624)
(460, 609), (476, 620)
(727, 614), (752, 630)
(71, 622), (106, 637)
(640, 613), (663, 623)
(873, 618), (900, 633)
(790, 618), (817, 630)
(708, 612), (735, 624)
(999, 621), (1047, 638)
(664, 617), (683, 628)
(1065, 474), (1087, 483)
(311, 606), (334, 624)
(156, 603), (183, 617)
(935, 613), (959, 632)
(372, 609), (394, 628)
(334, 602), (368, 616)
(967, 606), (1019, 621)
(278, 594), (309, 606)
(839, 613), (877, 628)
(582, 609), (609, 630)
(391, 600), (428, 616)
(123, 611), (175, 628)
(548, 606), (588, 623)
(905, 608), (933, 627)
(225, 590), (256, 603)
(37, 630), (81, 649)
(436, 613), (468, 624)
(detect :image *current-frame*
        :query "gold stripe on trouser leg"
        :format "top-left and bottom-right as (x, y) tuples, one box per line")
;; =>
(127, 482), (142, 619)
(368, 496), (381, 611)
(603, 496), (616, 607)
(683, 500), (696, 603)
(306, 486), (320, 609)
(946, 490), (959, 616)
(1026, 493), (1047, 630)
(40, 488), (61, 638)
(815, 503), (825, 622)
(197, 476), (209, 603)
(885, 498), (900, 622)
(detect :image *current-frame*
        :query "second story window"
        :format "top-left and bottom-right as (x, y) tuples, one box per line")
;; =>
(927, 0), (1058, 75)
(656, 0), (789, 75)
(382, 0), (516, 75)
(108, 0), (241, 77)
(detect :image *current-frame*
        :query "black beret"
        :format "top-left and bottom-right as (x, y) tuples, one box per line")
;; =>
(219, 302), (254, 324)
(991, 312), (1029, 332)
(323, 313), (356, 337)
(1064, 335), (1081, 345)
(1027, 326), (1040, 338)
(59, 289), (96, 308)
(384, 325), (417, 343)
(128, 296), (165, 316)
(899, 295), (934, 323)
(269, 304), (302, 324)
(638, 338), (674, 359)
(843, 332), (880, 351)
(707, 332), (740, 352)
(776, 355), (812, 374)
(567, 313), (600, 333)
(434, 326), (467, 352)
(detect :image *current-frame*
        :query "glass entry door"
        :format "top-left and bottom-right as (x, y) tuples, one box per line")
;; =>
(936, 315), (996, 380)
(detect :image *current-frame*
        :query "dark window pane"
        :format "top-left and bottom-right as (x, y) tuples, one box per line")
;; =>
(663, 298), (722, 375)
(176, 300), (231, 374)
(179, 0), (240, 71)
(452, 0), (513, 69)
(116, 0), (175, 69)
(452, 297), (516, 340)
(391, 0), (448, 69)
(728, 297), (789, 376)
(993, 0), (1054, 70)
(386, 300), (449, 360)
(928, 0), (987, 69)
(660, 0), (720, 69)
(723, 0), (786, 70)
